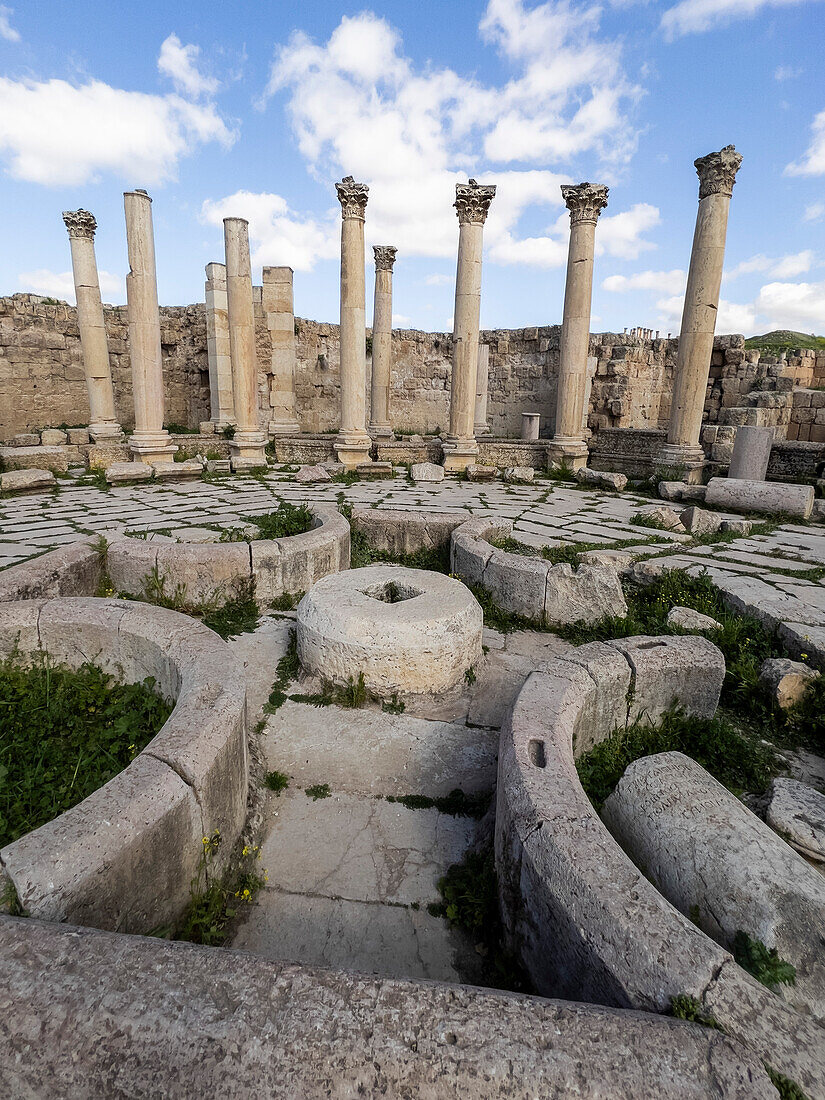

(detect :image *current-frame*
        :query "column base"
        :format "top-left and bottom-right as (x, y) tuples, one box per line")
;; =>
(368, 422), (394, 440)
(473, 423), (491, 438)
(229, 431), (268, 472)
(442, 437), (479, 473)
(129, 431), (177, 466)
(268, 419), (301, 438)
(546, 438), (589, 471)
(89, 422), (124, 443)
(335, 433), (373, 470)
(211, 417), (236, 432)
(657, 443), (707, 484)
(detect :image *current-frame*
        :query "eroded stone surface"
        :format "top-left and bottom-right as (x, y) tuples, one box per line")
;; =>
(768, 778), (825, 861)
(667, 605), (722, 631)
(760, 656), (820, 709)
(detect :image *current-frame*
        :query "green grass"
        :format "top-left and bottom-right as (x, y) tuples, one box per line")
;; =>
(386, 788), (491, 818)
(0, 653), (172, 848)
(135, 567), (260, 641)
(262, 633), (299, 715)
(744, 330), (825, 353)
(733, 931), (796, 991)
(201, 579), (260, 639)
(349, 526), (451, 573)
(305, 783), (331, 800)
(669, 995), (723, 1031)
(765, 1065), (811, 1100)
(245, 501), (314, 540)
(263, 770), (289, 794)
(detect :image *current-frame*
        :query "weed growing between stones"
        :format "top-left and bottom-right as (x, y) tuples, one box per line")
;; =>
(765, 1065), (811, 1100)
(348, 524), (451, 574)
(291, 672), (380, 710)
(668, 995), (723, 1031)
(305, 783), (331, 800)
(490, 534), (668, 565)
(381, 693), (405, 714)
(262, 633), (299, 715)
(245, 501), (313, 540)
(136, 567), (260, 640)
(263, 770), (289, 794)
(330, 469), (359, 486)
(733, 930), (797, 991)
(0, 653), (172, 847)
(386, 788), (491, 818)
(269, 591), (304, 612)
(201, 580), (260, 640)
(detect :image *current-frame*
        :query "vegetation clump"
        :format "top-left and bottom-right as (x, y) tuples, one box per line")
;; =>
(137, 566), (260, 640)
(386, 788), (490, 818)
(305, 783), (331, 800)
(245, 501), (314, 540)
(262, 633), (299, 715)
(733, 930), (796, 991)
(263, 770), (289, 795)
(668, 994), (723, 1031)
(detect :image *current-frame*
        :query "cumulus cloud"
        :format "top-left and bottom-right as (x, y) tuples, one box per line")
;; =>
(804, 202), (825, 223)
(603, 268), (686, 295)
(786, 109), (825, 176)
(424, 273), (452, 286)
(158, 33), (219, 98)
(725, 250), (815, 280)
(660, 0), (822, 39)
(755, 280), (825, 330)
(18, 267), (124, 304)
(0, 5), (19, 42)
(655, 292), (758, 333)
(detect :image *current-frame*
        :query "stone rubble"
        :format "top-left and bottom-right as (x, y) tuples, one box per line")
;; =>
(759, 656), (820, 709)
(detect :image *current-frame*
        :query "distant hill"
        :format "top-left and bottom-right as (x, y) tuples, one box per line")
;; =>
(744, 330), (825, 353)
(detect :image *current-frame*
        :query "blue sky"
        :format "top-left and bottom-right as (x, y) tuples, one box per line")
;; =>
(1, 0), (824, 335)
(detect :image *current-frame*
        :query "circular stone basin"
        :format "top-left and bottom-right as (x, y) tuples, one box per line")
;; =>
(296, 564), (483, 695)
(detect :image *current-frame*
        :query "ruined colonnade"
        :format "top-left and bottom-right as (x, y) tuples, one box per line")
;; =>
(369, 246), (397, 439)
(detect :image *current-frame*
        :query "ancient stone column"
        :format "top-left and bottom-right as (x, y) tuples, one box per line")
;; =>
(262, 266), (300, 437)
(444, 179), (496, 472)
(204, 262), (235, 430)
(123, 190), (176, 464)
(62, 209), (122, 442)
(223, 218), (268, 470)
(548, 182), (608, 470)
(334, 177), (372, 468)
(660, 145), (743, 479)
(474, 343), (491, 437)
(368, 245), (396, 439)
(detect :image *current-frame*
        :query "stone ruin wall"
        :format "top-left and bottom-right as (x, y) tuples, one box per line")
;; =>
(2, 292), (824, 444)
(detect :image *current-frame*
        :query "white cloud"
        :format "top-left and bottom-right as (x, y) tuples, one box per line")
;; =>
(725, 250), (814, 280)
(391, 312), (411, 326)
(661, 0), (822, 39)
(200, 190), (339, 273)
(0, 75), (235, 186)
(596, 203), (661, 259)
(424, 273), (452, 286)
(18, 268), (124, 304)
(603, 268), (686, 294)
(774, 65), (802, 81)
(804, 202), (825, 223)
(655, 292), (758, 333)
(158, 33), (219, 98)
(0, 5), (19, 42)
(786, 109), (825, 176)
(755, 280), (825, 331)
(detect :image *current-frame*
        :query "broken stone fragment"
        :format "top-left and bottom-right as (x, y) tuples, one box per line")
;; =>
(759, 656), (820, 710)
(666, 606), (722, 632)
(576, 467), (627, 491)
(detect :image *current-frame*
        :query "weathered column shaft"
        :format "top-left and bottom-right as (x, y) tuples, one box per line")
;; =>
(62, 209), (121, 440)
(369, 246), (396, 438)
(334, 176), (372, 468)
(224, 217), (267, 470)
(262, 266), (299, 437)
(549, 182), (608, 470)
(123, 190), (175, 463)
(663, 145), (742, 473)
(444, 180), (496, 472)
(474, 343), (491, 437)
(204, 262), (234, 429)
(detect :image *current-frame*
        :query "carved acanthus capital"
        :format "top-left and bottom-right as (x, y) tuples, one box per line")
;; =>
(336, 176), (369, 220)
(695, 145), (743, 200)
(454, 179), (496, 225)
(561, 183), (609, 225)
(62, 209), (97, 239)
(373, 245), (397, 271)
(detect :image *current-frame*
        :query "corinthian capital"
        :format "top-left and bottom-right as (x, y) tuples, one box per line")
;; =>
(561, 183), (609, 225)
(454, 179), (496, 225)
(62, 209), (97, 239)
(695, 145), (743, 200)
(373, 245), (397, 271)
(336, 176), (369, 220)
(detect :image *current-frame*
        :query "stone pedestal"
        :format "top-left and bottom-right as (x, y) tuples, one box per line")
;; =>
(223, 217), (267, 470)
(263, 266), (300, 437)
(474, 344), (491, 437)
(728, 425), (773, 480)
(521, 413), (540, 441)
(444, 180), (496, 473)
(62, 209), (122, 442)
(334, 177), (373, 469)
(660, 146), (743, 475)
(204, 262), (235, 430)
(549, 183), (608, 471)
(123, 191), (176, 464)
(369, 246), (396, 439)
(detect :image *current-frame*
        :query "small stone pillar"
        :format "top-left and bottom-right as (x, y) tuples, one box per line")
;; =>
(444, 179), (496, 472)
(369, 246), (397, 438)
(548, 182), (608, 471)
(660, 145), (743, 479)
(474, 343), (491, 437)
(334, 176), (372, 468)
(263, 266), (300, 437)
(728, 425), (773, 481)
(223, 217), (268, 470)
(204, 262), (235, 430)
(123, 190), (176, 464)
(62, 209), (122, 441)
(521, 413), (540, 441)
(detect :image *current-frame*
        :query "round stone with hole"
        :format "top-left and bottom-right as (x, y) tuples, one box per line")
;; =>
(296, 564), (483, 695)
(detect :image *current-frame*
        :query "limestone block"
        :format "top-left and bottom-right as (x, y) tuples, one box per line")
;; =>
(759, 656), (820, 709)
(66, 428), (90, 445)
(449, 517), (513, 584)
(0, 599), (46, 658)
(576, 467), (628, 492)
(606, 635), (724, 723)
(206, 459), (231, 473)
(37, 598), (131, 678)
(502, 466), (534, 484)
(357, 461), (393, 479)
(105, 462), (153, 484)
(602, 752), (825, 1023)
(720, 519), (753, 535)
(636, 505), (683, 531)
(667, 606), (722, 632)
(87, 443), (130, 471)
(577, 548), (633, 571)
(351, 508), (465, 557)
(151, 460), (203, 479)
(484, 550), (548, 620)
(680, 506), (723, 537)
(0, 446), (70, 473)
(0, 468), (56, 493)
(767, 778), (825, 862)
(0, 542), (102, 603)
(295, 464), (332, 483)
(154, 542), (251, 608)
(705, 477), (814, 519)
(10, 433), (40, 447)
(198, 421), (216, 434)
(466, 463), (498, 481)
(106, 538), (159, 597)
(40, 429), (68, 446)
(658, 481), (688, 502)
(410, 461), (445, 483)
(728, 426), (774, 481)
(544, 563), (627, 625)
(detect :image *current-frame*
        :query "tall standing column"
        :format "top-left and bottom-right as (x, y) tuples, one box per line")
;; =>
(660, 145), (743, 479)
(223, 217), (268, 470)
(474, 343), (491, 437)
(123, 190), (176, 464)
(369, 245), (397, 438)
(62, 209), (122, 441)
(263, 266), (300, 436)
(204, 262), (235, 430)
(444, 179), (496, 472)
(548, 182), (608, 471)
(334, 176), (372, 468)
